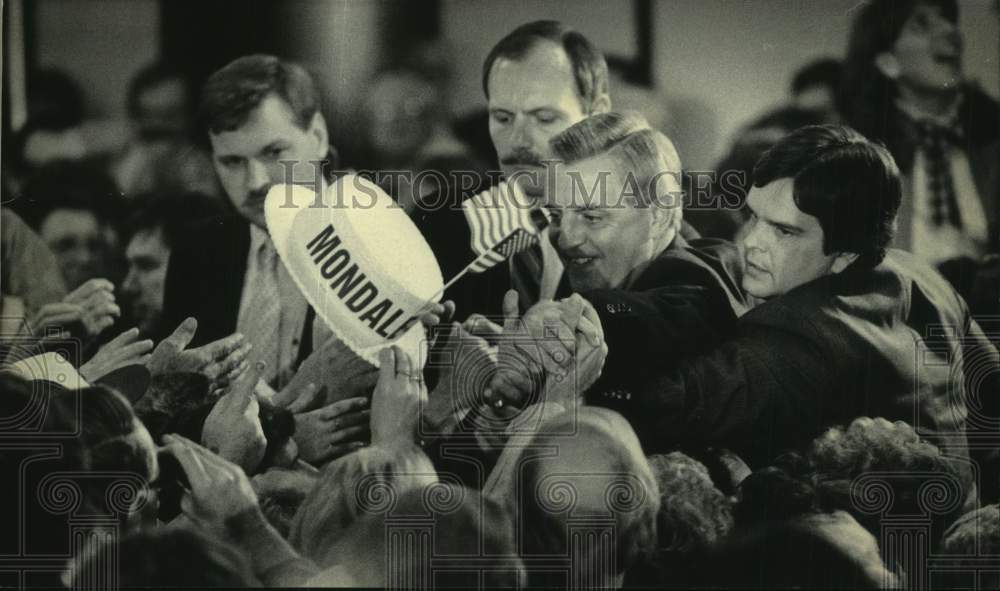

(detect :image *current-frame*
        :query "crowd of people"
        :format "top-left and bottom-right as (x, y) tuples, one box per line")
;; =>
(2, 0), (999, 588)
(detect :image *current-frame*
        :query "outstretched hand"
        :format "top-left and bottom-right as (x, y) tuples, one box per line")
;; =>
(161, 433), (260, 540)
(147, 318), (251, 390)
(201, 361), (267, 474)
(371, 346), (426, 450)
(78, 327), (154, 383)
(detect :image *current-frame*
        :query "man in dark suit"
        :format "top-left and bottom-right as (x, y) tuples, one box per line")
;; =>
(431, 112), (747, 489)
(488, 111), (748, 403)
(576, 124), (999, 504)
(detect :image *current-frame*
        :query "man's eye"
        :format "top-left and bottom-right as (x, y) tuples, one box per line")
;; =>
(536, 113), (557, 125)
(492, 112), (512, 125)
(776, 227), (793, 237)
(219, 157), (242, 168)
(264, 146), (286, 159)
(583, 213), (602, 223)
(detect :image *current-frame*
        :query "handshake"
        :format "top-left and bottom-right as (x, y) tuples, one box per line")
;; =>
(481, 290), (608, 412)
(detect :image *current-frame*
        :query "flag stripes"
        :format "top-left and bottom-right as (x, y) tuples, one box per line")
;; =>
(462, 182), (540, 273)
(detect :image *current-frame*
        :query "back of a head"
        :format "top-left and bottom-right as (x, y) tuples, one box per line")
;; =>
(482, 20), (609, 114)
(124, 191), (223, 249)
(808, 417), (966, 547)
(696, 519), (884, 589)
(289, 445), (437, 565)
(941, 504), (1000, 590)
(753, 124), (902, 268)
(518, 407), (659, 586)
(324, 484), (524, 588)
(69, 527), (258, 588)
(647, 452), (733, 553)
(551, 111), (684, 230)
(199, 54), (320, 135)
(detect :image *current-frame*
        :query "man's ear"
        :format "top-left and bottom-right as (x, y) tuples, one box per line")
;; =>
(590, 93), (611, 115)
(830, 252), (859, 273)
(874, 52), (901, 80)
(309, 111), (329, 159)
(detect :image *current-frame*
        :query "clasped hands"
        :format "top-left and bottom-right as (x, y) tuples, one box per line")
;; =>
(484, 290), (608, 412)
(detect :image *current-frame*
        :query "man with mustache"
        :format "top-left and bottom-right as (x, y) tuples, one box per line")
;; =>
(416, 20), (611, 318)
(537, 124), (1000, 504)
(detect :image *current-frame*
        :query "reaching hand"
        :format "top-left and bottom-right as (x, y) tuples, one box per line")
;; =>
(29, 278), (120, 339)
(487, 291), (605, 410)
(160, 433), (260, 539)
(273, 336), (376, 409)
(78, 327), (154, 383)
(146, 318), (251, 390)
(425, 323), (497, 429)
(201, 362), (267, 474)
(371, 346), (426, 450)
(293, 396), (371, 465)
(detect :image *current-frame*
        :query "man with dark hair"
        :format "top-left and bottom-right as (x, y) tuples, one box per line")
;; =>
(160, 54), (379, 467)
(123, 193), (222, 336)
(161, 55), (331, 386)
(839, 0), (999, 303)
(527, 124), (999, 504)
(17, 161), (124, 289)
(416, 20), (612, 317)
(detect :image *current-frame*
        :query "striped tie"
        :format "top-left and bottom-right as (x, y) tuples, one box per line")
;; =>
(243, 241), (282, 386)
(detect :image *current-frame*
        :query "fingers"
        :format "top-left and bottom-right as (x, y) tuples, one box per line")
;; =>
(162, 317), (199, 352)
(394, 345), (413, 379)
(230, 361), (265, 410)
(202, 341), (252, 380)
(327, 424), (370, 445)
(320, 396), (370, 420)
(197, 332), (245, 361)
(64, 278), (114, 305)
(577, 299), (604, 346)
(440, 300), (456, 324)
(463, 314), (503, 339)
(378, 347), (396, 384)
(502, 289), (520, 332)
(286, 383), (319, 414)
(162, 433), (211, 490)
(32, 304), (84, 332)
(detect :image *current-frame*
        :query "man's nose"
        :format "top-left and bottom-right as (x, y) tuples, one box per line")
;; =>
(741, 219), (765, 252)
(122, 269), (139, 295)
(556, 216), (586, 251)
(246, 158), (271, 191)
(509, 117), (532, 150)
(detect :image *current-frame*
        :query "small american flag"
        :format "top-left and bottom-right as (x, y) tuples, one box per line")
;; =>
(462, 182), (543, 273)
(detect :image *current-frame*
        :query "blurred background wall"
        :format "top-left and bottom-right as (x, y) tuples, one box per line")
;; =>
(5, 0), (998, 170)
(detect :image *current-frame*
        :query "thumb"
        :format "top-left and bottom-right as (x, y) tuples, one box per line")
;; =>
(501, 289), (520, 332)
(163, 317), (198, 352)
(232, 361), (266, 409)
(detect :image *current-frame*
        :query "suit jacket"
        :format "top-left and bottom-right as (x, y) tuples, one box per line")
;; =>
(617, 249), (1000, 502)
(160, 215), (315, 360)
(583, 235), (749, 401)
(413, 191), (707, 321)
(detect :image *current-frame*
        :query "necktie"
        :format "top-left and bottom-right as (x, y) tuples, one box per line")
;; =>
(244, 241), (282, 385)
(915, 120), (964, 228)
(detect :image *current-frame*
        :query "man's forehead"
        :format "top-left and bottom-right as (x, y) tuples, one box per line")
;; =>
(548, 154), (628, 208)
(488, 42), (580, 106)
(747, 178), (816, 228)
(128, 227), (168, 254)
(209, 95), (301, 153)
